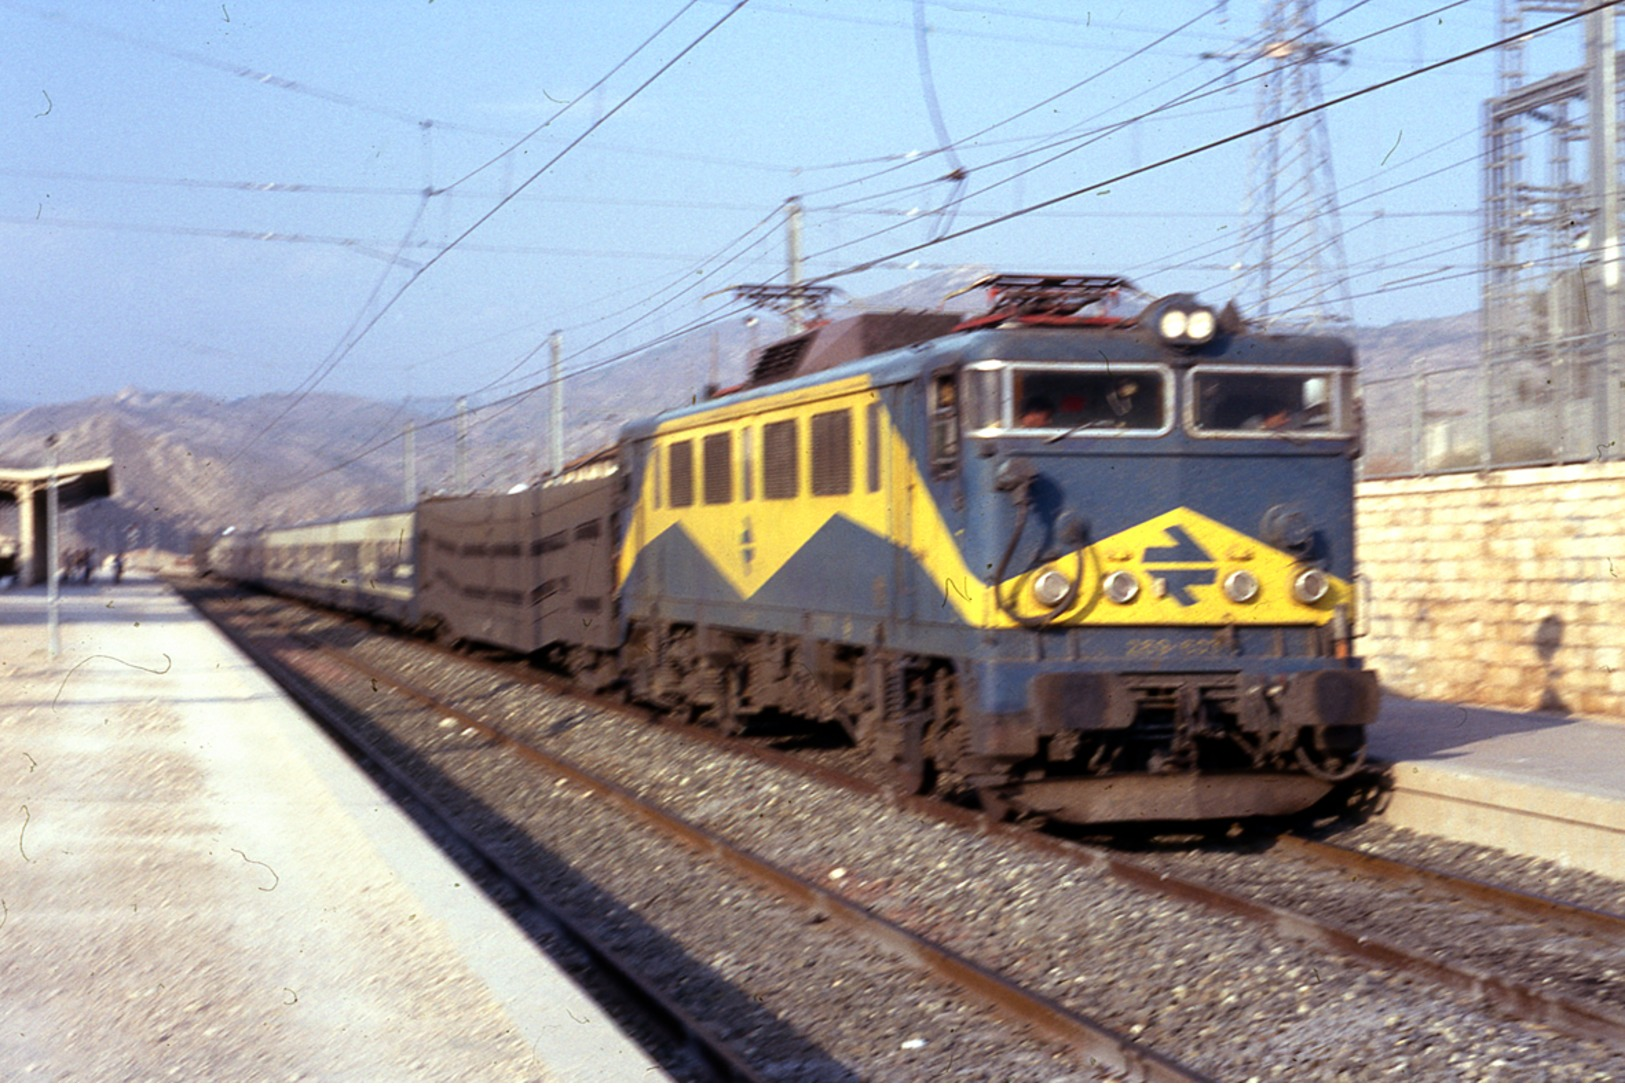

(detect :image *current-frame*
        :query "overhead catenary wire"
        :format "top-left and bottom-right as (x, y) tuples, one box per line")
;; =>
(794, 1), (1237, 203)
(258, 296), (760, 499)
(801, 0), (1619, 289)
(431, 0), (704, 197)
(796, 0), (1408, 212)
(278, 0), (1501, 488)
(95, 0), (1514, 500)
(0, 0), (796, 176)
(217, 0), (752, 469)
(800, 0), (1466, 268)
(223, 192), (433, 469)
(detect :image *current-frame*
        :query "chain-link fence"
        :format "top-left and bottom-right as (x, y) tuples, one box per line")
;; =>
(1358, 341), (1624, 478)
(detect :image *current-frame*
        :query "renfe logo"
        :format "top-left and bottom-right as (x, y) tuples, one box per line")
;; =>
(1140, 524), (1216, 605)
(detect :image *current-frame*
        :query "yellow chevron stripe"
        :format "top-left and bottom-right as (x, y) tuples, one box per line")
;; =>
(618, 380), (1349, 629)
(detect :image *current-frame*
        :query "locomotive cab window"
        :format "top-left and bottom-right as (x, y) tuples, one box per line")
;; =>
(977, 363), (1171, 435)
(1189, 367), (1353, 437)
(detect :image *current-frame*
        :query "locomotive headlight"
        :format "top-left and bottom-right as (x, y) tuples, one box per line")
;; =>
(1222, 569), (1261, 603)
(1292, 568), (1331, 604)
(1157, 309), (1189, 340)
(1102, 570), (1140, 605)
(1144, 294), (1219, 347)
(1184, 308), (1217, 343)
(1031, 567), (1073, 608)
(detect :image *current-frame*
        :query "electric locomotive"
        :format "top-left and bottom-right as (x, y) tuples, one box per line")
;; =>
(209, 274), (1377, 825)
(615, 275), (1376, 822)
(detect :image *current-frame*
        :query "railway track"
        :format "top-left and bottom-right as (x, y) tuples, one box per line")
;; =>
(184, 582), (1199, 1082)
(1272, 833), (1625, 945)
(184, 580), (1625, 1080)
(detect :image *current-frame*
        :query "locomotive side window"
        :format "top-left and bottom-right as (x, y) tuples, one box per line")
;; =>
(763, 419), (798, 499)
(669, 439), (695, 508)
(1010, 365), (1168, 434)
(929, 372), (959, 475)
(703, 432), (732, 505)
(1189, 367), (1352, 436)
(741, 425), (754, 502)
(651, 441), (662, 509)
(866, 401), (881, 493)
(811, 409), (852, 496)
(962, 366), (1002, 432)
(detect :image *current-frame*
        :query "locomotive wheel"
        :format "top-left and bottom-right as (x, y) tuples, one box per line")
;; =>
(892, 717), (931, 796)
(976, 786), (1015, 823)
(714, 669), (745, 737)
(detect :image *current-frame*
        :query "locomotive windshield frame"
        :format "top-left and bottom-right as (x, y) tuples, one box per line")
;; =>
(1186, 364), (1356, 439)
(961, 360), (1176, 438)
(958, 359), (1357, 442)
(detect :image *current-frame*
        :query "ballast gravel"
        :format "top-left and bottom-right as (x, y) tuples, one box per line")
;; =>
(274, 599), (1625, 1081)
(1122, 822), (1625, 1014)
(271, 614), (1105, 1081)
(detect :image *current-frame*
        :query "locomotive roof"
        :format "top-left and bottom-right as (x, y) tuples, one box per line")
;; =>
(618, 317), (1355, 441)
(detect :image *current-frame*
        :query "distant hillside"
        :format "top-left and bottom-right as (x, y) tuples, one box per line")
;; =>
(0, 278), (1477, 559)
(1349, 311), (1479, 383)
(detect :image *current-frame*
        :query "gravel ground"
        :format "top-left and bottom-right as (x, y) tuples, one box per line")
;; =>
(1323, 820), (1625, 921)
(253, 594), (1625, 1081)
(1121, 821), (1625, 1013)
(257, 606), (1112, 1082)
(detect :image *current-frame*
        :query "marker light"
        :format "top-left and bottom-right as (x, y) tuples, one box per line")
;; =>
(1223, 569), (1261, 603)
(1292, 568), (1331, 604)
(1103, 570), (1140, 604)
(1032, 567), (1074, 608)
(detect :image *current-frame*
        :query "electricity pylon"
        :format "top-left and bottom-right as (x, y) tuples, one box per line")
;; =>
(1234, 0), (1353, 330)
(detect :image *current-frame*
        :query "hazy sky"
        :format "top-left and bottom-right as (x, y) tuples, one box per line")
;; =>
(0, 1), (1575, 407)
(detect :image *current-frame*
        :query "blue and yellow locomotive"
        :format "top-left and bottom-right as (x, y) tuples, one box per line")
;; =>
(616, 275), (1377, 821)
(211, 274), (1377, 824)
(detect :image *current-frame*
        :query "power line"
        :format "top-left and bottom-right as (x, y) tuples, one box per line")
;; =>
(797, 0), (1431, 263)
(794, 3), (1235, 203)
(0, 0), (506, 137)
(0, 212), (737, 264)
(1122, 127), (1482, 285)
(806, 0), (1616, 287)
(433, 0), (703, 197)
(220, 0), (752, 467)
(222, 194), (433, 469)
(261, 297), (758, 498)
(3, 0), (797, 177)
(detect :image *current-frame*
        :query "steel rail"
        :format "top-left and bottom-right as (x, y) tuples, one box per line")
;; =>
(183, 586), (763, 1082)
(1275, 833), (1625, 944)
(305, 634), (1205, 1084)
(297, 611), (1625, 1051)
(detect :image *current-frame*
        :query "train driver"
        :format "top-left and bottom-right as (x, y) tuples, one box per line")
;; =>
(1018, 394), (1056, 428)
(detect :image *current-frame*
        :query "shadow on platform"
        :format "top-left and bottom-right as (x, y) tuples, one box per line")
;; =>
(1367, 690), (1588, 763)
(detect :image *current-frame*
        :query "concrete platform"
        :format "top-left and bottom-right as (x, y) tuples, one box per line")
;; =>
(0, 574), (663, 1081)
(1367, 694), (1625, 882)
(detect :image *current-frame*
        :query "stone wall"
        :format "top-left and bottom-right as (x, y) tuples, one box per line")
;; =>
(1356, 462), (1625, 716)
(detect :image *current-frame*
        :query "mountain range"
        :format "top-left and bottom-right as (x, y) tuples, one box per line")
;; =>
(0, 277), (1476, 560)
